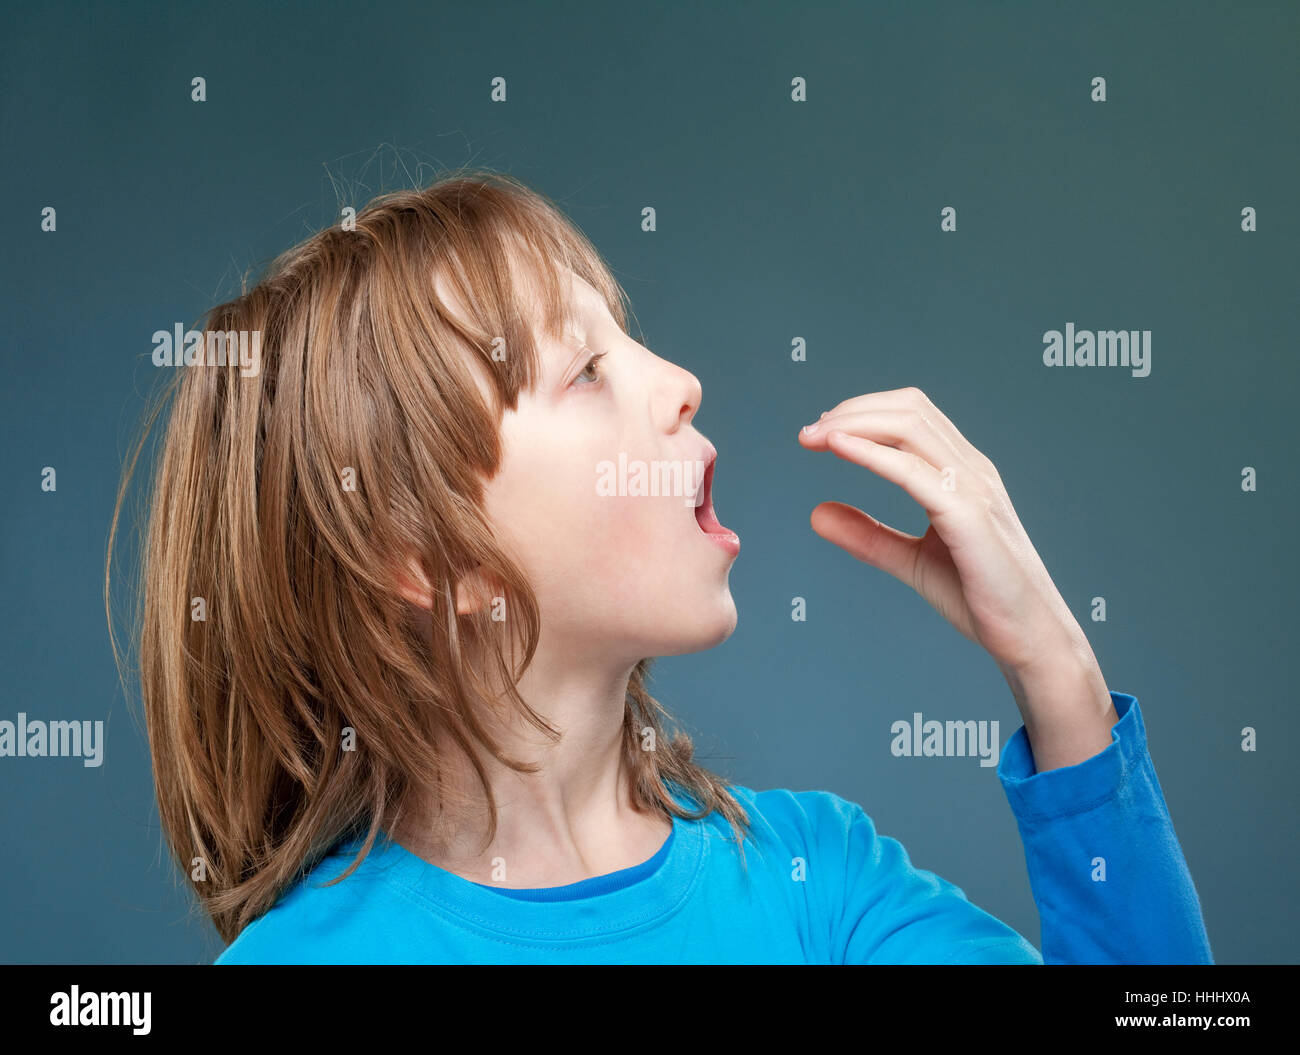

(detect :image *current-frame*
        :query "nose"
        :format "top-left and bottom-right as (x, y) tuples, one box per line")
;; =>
(654, 353), (702, 434)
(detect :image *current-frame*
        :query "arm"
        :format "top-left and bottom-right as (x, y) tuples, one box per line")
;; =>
(825, 796), (1043, 964)
(827, 689), (1212, 964)
(799, 387), (1212, 965)
(993, 651), (1212, 963)
(999, 689), (1213, 963)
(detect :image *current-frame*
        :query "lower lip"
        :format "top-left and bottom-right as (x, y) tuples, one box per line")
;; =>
(702, 529), (741, 557)
(695, 494), (740, 557)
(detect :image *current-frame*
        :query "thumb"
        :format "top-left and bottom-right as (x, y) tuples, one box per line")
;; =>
(809, 501), (920, 588)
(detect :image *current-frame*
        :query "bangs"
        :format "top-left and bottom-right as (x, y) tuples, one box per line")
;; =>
(396, 172), (632, 412)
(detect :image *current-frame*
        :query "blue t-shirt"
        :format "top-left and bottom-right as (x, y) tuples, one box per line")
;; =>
(215, 692), (1213, 964)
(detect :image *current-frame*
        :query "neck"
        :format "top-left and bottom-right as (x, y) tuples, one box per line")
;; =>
(391, 638), (671, 887)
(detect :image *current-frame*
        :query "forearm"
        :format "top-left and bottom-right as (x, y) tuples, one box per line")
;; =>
(997, 692), (1215, 965)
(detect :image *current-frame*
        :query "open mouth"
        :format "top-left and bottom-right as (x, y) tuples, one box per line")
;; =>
(693, 452), (740, 554)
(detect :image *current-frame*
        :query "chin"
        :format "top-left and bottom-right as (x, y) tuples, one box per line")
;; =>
(651, 596), (739, 657)
(703, 607), (739, 649)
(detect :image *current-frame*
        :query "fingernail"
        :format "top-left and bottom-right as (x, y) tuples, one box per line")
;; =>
(801, 422), (820, 435)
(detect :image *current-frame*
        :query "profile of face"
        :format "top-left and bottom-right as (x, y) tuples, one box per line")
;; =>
(449, 259), (741, 672)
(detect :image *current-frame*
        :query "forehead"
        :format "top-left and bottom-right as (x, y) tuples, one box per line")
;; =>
(564, 269), (605, 318)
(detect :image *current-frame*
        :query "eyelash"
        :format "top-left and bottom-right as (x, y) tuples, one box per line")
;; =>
(574, 350), (608, 387)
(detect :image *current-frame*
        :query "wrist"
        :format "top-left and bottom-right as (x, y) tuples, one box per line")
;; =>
(998, 645), (1118, 772)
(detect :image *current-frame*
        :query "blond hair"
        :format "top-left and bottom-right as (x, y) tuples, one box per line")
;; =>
(106, 167), (753, 945)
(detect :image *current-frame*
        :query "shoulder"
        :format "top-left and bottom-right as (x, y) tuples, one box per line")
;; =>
(726, 783), (868, 824)
(723, 785), (1038, 963)
(717, 783), (875, 854)
(718, 786), (910, 937)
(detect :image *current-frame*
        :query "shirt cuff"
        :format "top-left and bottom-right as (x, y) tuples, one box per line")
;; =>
(997, 691), (1143, 824)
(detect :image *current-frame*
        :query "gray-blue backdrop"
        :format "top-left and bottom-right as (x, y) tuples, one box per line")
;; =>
(2, 0), (1295, 964)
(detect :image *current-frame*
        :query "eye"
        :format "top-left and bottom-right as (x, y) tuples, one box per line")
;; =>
(574, 349), (608, 387)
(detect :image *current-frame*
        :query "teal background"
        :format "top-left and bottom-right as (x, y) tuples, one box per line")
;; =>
(1, 0), (1296, 963)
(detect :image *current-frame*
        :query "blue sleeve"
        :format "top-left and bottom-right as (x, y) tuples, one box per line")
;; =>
(996, 691), (1213, 964)
(825, 691), (1212, 964)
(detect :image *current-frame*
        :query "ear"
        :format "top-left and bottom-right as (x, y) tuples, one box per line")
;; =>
(396, 558), (496, 616)
(394, 556), (432, 610)
(452, 566), (498, 616)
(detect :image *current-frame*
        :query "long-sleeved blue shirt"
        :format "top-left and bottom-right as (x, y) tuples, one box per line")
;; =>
(215, 691), (1213, 964)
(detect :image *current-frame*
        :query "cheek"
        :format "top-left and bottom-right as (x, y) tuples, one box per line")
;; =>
(490, 459), (647, 575)
(585, 491), (711, 621)
(567, 481), (672, 580)
(500, 467), (687, 603)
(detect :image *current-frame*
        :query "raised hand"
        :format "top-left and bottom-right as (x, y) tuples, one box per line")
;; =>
(799, 386), (1116, 770)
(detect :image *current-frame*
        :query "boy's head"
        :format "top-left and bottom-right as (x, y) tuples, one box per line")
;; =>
(260, 166), (740, 670)
(108, 168), (748, 942)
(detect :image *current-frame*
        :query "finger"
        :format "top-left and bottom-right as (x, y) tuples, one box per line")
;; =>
(816, 387), (992, 476)
(809, 500), (921, 587)
(799, 409), (979, 489)
(821, 428), (962, 520)
(820, 386), (939, 422)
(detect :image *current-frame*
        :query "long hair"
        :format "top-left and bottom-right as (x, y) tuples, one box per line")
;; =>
(106, 167), (752, 944)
